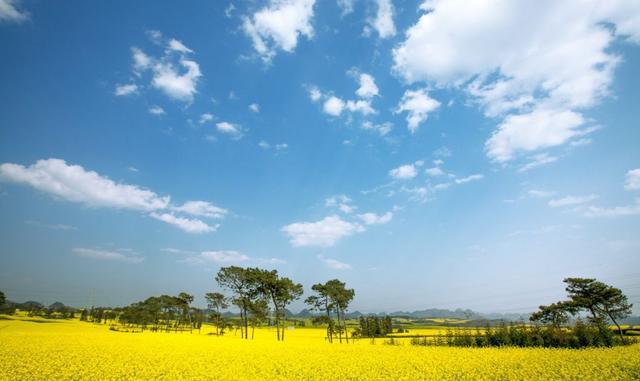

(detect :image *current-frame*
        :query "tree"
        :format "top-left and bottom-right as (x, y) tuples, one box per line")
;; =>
(205, 292), (228, 336)
(305, 279), (355, 344)
(0, 290), (5, 306)
(178, 292), (194, 333)
(327, 279), (355, 343)
(564, 278), (633, 341)
(247, 299), (269, 339)
(256, 269), (303, 341)
(215, 266), (261, 339)
(306, 283), (336, 343)
(530, 301), (576, 328)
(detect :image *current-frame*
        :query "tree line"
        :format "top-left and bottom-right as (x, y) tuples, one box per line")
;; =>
(0, 276), (633, 348)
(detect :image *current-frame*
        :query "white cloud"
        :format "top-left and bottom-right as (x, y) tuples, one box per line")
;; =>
(624, 168), (640, 191)
(242, 0), (316, 62)
(73, 248), (144, 264)
(518, 153), (559, 173)
(337, 0), (355, 16)
(355, 73), (379, 99)
(0, 0), (28, 23)
(425, 167), (444, 177)
(199, 113), (214, 124)
(358, 211), (393, 225)
(389, 163), (418, 180)
(282, 215), (364, 247)
(201, 250), (249, 263)
(362, 121), (392, 136)
(132, 47), (152, 73)
(368, 0), (396, 39)
(392, 0), (640, 161)
(151, 58), (201, 103)
(0, 158), (226, 234)
(216, 122), (243, 139)
(149, 105), (166, 115)
(454, 174), (484, 184)
(171, 200), (227, 219)
(584, 199), (640, 217)
(258, 141), (271, 150)
(167, 38), (193, 54)
(528, 189), (554, 198)
(176, 249), (285, 265)
(548, 194), (599, 208)
(318, 254), (352, 270)
(323, 96), (345, 116)
(150, 212), (217, 234)
(0, 158), (170, 211)
(225, 3), (236, 18)
(325, 195), (355, 214)
(396, 89), (441, 133)
(249, 103), (260, 113)
(129, 39), (202, 103)
(308, 86), (322, 102)
(345, 99), (375, 115)
(114, 83), (138, 96)
(487, 108), (586, 162)
(275, 143), (288, 151)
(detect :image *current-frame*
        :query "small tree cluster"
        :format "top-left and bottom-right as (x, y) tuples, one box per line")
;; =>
(305, 279), (355, 343)
(354, 316), (393, 338)
(214, 266), (303, 341)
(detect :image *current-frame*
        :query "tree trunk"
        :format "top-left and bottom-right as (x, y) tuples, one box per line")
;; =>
(609, 314), (625, 343)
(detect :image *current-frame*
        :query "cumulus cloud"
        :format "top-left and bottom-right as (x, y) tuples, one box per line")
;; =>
(357, 211), (393, 225)
(216, 122), (244, 139)
(171, 200), (227, 219)
(425, 166), (444, 177)
(308, 86), (322, 102)
(150, 212), (217, 234)
(337, 0), (355, 16)
(73, 248), (144, 264)
(325, 195), (356, 214)
(128, 38), (202, 103)
(149, 105), (166, 115)
(584, 199), (640, 218)
(548, 194), (599, 208)
(355, 73), (379, 99)
(199, 113), (214, 124)
(0, 0), (29, 23)
(201, 250), (249, 263)
(362, 121), (392, 136)
(0, 158), (225, 234)
(366, 0), (396, 39)
(396, 89), (441, 133)
(175, 249), (286, 266)
(114, 83), (138, 96)
(389, 161), (423, 180)
(487, 109), (586, 163)
(392, 0), (640, 161)
(318, 254), (352, 270)
(624, 168), (640, 191)
(282, 215), (364, 247)
(249, 103), (260, 113)
(151, 58), (201, 103)
(323, 96), (345, 116)
(242, 0), (316, 62)
(0, 158), (170, 211)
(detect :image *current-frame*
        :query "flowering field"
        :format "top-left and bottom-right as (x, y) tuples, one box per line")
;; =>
(1, 316), (639, 380)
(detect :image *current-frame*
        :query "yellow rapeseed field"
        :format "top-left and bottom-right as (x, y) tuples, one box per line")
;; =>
(1, 316), (639, 380)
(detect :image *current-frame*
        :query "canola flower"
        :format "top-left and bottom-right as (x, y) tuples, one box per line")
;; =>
(1, 317), (639, 380)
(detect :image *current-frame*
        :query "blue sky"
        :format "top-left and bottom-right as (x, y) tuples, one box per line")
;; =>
(1, 0), (639, 314)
